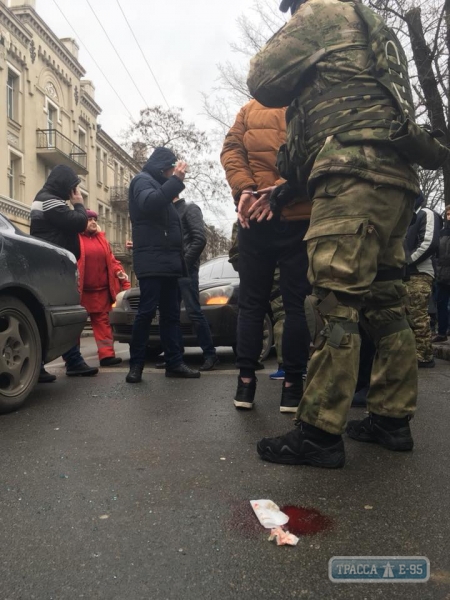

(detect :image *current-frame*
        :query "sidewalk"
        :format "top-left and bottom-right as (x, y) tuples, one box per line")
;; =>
(433, 339), (450, 361)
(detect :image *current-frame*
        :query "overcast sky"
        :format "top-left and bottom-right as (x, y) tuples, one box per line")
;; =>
(35, 0), (265, 232)
(36, 0), (257, 137)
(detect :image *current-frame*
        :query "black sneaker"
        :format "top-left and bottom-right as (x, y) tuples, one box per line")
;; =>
(38, 367), (56, 383)
(199, 356), (219, 371)
(280, 381), (303, 414)
(126, 364), (143, 383)
(257, 421), (345, 468)
(346, 413), (414, 451)
(165, 363), (201, 378)
(100, 357), (122, 367)
(66, 361), (98, 377)
(234, 377), (257, 409)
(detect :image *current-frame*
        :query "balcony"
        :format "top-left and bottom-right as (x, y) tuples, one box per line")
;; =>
(110, 186), (129, 213)
(110, 242), (132, 263)
(36, 129), (87, 174)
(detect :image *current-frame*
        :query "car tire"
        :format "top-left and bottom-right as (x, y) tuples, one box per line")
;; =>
(260, 313), (274, 362)
(0, 296), (42, 414)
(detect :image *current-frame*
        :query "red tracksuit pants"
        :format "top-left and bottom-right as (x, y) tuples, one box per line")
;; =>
(82, 289), (115, 360)
(90, 312), (115, 360)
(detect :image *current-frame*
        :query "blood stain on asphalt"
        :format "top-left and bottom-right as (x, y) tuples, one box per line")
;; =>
(280, 505), (334, 536)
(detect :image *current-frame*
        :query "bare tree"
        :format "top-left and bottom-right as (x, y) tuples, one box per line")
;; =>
(122, 106), (230, 226)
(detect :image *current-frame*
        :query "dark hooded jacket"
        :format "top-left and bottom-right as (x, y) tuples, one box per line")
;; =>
(30, 164), (87, 259)
(435, 206), (450, 285)
(173, 199), (206, 270)
(128, 147), (186, 278)
(405, 194), (441, 277)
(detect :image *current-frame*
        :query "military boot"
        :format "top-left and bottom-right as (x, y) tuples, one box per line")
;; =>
(346, 413), (413, 451)
(257, 421), (345, 468)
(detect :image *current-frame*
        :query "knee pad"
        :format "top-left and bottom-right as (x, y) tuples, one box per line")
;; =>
(305, 293), (359, 349)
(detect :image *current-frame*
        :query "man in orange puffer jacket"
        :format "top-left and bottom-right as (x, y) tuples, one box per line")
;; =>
(78, 209), (131, 366)
(221, 99), (311, 414)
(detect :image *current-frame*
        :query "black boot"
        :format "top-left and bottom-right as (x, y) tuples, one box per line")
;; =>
(126, 364), (143, 383)
(199, 356), (219, 371)
(38, 367), (56, 383)
(66, 361), (98, 377)
(233, 377), (257, 409)
(351, 385), (369, 408)
(100, 356), (122, 367)
(257, 421), (345, 468)
(165, 363), (200, 378)
(280, 381), (303, 414)
(346, 413), (413, 451)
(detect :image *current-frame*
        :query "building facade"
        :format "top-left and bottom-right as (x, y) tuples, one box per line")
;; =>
(0, 0), (138, 273)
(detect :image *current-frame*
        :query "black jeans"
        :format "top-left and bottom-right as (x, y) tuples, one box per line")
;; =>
(237, 219), (311, 382)
(129, 276), (183, 368)
(178, 268), (216, 358)
(436, 282), (450, 336)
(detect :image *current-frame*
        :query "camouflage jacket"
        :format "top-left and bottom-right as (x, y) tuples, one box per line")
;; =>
(247, 0), (420, 195)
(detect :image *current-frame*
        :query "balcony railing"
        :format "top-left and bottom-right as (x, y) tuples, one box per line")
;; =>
(110, 186), (129, 213)
(110, 242), (132, 262)
(36, 129), (87, 173)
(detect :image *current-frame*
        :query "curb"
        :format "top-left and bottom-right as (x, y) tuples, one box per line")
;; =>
(433, 343), (450, 361)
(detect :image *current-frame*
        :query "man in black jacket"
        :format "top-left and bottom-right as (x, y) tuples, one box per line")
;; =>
(126, 147), (200, 383)
(174, 197), (218, 371)
(30, 164), (98, 379)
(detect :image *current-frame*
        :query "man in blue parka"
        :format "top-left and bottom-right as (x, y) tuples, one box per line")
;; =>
(126, 147), (200, 383)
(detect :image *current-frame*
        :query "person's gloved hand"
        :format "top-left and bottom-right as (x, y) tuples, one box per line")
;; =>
(269, 182), (298, 216)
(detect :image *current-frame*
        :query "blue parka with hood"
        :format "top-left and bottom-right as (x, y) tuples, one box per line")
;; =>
(129, 147), (186, 279)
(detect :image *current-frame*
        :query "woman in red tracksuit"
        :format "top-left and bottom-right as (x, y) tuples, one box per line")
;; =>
(78, 209), (131, 366)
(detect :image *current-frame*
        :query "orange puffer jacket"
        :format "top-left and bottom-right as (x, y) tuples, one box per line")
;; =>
(221, 99), (310, 220)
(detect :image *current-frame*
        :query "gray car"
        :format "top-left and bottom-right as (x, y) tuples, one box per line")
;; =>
(110, 255), (274, 360)
(0, 214), (87, 413)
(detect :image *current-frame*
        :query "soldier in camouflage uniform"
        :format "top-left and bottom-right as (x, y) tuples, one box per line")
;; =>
(246, 0), (449, 467)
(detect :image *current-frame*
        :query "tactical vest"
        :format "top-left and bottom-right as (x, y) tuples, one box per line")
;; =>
(284, 1), (448, 175)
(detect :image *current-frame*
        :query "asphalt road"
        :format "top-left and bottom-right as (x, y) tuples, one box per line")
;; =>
(1, 339), (449, 600)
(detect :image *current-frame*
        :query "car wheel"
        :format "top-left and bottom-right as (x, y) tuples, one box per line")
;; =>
(260, 313), (274, 362)
(0, 296), (42, 414)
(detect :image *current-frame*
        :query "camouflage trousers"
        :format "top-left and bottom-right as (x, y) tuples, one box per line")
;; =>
(405, 273), (434, 362)
(297, 176), (418, 435)
(270, 267), (286, 365)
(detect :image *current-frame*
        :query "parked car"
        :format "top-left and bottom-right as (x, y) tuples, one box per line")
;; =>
(110, 254), (274, 359)
(0, 214), (87, 413)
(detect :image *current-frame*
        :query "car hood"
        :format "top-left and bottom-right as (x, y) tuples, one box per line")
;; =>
(198, 278), (239, 291)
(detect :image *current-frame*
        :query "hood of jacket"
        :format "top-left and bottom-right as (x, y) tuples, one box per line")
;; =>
(36, 165), (80, 201)
(142, 147), (177, 184)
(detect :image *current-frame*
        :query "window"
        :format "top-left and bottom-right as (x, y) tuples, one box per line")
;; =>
(8, 153), (22, 201)
(96, 147), (102, 182)
(103, 152), (108, 186)
(78, 128), (86, 151)
(48, 105), (57, 147)
(7, 72), (15, 119)
(105, 208), (111, 238)
(97, 204), (104, 230)
(6, 69), (20, 121)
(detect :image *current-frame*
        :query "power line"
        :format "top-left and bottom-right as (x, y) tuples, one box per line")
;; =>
(115, 0), (170, 109)
(51, 0), (134, 119)
(84, 0), (151, 109)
